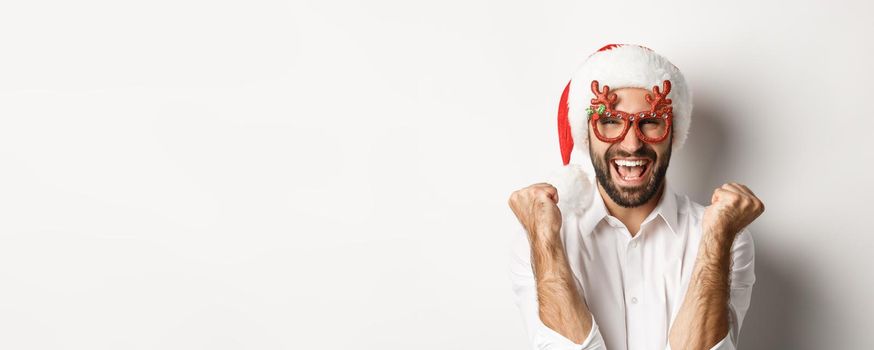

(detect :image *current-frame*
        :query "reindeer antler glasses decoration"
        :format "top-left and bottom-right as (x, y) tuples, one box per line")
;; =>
(585, 79), (674, 144)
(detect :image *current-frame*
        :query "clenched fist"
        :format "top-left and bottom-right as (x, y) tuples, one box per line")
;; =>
(702, 182), (765, 241)
(508, 183), (563, 242)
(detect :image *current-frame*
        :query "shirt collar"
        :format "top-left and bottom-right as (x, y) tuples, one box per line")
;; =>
(578, 179), (680, 237)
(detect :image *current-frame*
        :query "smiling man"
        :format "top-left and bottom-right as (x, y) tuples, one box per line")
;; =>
(508, 44), (765, 350)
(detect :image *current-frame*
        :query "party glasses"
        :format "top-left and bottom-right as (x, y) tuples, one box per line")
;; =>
(586, 79), (674, 144)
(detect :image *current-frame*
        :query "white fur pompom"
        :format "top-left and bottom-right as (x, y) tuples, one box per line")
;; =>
(546, 164), (594, 217)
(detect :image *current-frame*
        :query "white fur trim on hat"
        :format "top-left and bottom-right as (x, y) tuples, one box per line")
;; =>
(546, 163), (594, 216)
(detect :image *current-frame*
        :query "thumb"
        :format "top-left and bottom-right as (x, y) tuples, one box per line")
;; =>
(711, 188), (720, 205)
(540, 185), (559, 204)
(547, 190), (559, 204)
(538, 190), (558, 205)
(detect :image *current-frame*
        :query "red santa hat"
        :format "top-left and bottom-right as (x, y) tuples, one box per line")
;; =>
(548, 44), (693, 215)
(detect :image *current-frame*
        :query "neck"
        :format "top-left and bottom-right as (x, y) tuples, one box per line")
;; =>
(597, 182), (665, 237)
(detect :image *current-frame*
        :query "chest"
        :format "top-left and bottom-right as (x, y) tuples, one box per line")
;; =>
(559, 217), (704, 349)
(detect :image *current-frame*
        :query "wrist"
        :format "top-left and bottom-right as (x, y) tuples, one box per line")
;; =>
(700, 227), (734, 258)
(704, 223), (737, 242)
(531, 231), (564, 256)
(530, 224), (560, 242)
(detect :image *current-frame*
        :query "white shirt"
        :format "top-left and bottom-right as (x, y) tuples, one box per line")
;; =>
(508, 180), (755, 350)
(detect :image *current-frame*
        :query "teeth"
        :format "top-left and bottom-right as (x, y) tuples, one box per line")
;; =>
(614, 159), (648, 167)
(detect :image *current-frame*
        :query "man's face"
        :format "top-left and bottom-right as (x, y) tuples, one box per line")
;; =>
(587, 87), (673, 208)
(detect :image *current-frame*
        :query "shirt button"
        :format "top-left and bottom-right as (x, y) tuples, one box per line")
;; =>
(631, 297), (638, 304)
(630, 241), (638, 248)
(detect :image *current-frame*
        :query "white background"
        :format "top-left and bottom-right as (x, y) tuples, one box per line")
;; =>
(1, 0), (872, 349)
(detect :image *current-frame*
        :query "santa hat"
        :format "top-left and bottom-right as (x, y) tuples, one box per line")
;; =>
(547, 44), (693, 215)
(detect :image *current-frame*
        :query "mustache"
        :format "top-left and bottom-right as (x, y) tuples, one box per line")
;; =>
(604, 145), (658, 161)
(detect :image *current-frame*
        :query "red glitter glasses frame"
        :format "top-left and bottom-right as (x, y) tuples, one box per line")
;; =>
(586, 79), (674, 144)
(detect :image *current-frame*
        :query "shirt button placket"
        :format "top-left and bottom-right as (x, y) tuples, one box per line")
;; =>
(626, 238), (642, 306)
(626, 236), (644, 349)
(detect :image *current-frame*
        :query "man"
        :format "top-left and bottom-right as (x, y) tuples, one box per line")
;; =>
(507, 44), (765, 350)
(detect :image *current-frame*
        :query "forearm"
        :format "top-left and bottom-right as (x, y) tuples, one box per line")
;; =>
(531, 234), (593, 344)
(668, 228), (733, 350)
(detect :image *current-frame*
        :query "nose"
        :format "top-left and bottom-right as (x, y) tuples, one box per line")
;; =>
(618, 124), (643, 153)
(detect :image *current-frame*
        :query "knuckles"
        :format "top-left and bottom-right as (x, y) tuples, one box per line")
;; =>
(712, 183), (766, 219)
(508, 183), (558, 207)
(518, 184), (556, 197)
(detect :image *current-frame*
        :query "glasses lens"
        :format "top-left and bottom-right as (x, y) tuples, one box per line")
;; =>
(595, 115), (627, 139)
(638, 116), (668, 139)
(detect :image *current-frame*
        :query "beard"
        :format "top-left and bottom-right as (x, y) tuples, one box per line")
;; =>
(588, 139), (671, 208)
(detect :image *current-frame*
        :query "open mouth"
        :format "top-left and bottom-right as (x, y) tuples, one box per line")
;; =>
(610, 158), (653, 185)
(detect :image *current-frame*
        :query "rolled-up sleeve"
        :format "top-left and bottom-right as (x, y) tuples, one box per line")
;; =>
(509, 226), (607, 350)
(665, 228), (756, 350)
